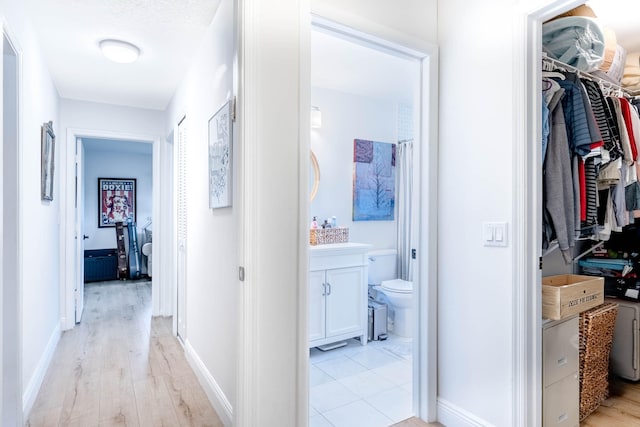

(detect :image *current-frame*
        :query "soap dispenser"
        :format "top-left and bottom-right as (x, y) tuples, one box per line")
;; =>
(310, 216), (318, 229)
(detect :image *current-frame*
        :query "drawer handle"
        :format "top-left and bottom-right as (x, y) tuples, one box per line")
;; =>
(557, 412), (568, 423)
(556, 356), (567, 366)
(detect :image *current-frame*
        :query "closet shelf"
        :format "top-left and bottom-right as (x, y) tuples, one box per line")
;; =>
(542, 240), (604, 263)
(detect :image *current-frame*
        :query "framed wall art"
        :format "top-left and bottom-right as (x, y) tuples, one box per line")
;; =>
(208, 100), (233, 208)
(41, 121), (56, 201)
(353, 139), (396, 221)
(98, 178), (136, 227)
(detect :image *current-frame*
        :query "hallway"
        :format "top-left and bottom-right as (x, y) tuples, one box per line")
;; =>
(25, 280), (222, 427)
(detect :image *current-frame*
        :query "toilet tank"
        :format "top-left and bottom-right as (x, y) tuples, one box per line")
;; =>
(368, 249), (397, 285)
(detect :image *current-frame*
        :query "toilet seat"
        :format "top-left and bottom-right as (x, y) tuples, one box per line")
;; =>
(380, 279), (412, 293)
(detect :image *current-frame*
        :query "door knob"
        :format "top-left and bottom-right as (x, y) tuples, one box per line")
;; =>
(83, 235), (89, 240)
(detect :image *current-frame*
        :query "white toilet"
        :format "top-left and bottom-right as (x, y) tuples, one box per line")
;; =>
(368, 249), (413, 338)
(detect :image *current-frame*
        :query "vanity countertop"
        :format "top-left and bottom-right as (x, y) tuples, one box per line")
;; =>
(309, 242), (371, 255)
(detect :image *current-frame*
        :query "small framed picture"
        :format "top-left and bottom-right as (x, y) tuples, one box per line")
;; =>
(208, 100), (233, 208)
(98, 178), (136, 227)
(41, 121), (55, 201)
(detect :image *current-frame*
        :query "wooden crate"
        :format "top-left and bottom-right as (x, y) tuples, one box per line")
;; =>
(542, 274), (604, 320)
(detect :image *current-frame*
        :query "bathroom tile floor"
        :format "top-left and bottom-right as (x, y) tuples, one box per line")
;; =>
(309, 334), (413, 427)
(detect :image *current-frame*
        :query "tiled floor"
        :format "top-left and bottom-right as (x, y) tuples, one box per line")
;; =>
(309, 335), (413, 427)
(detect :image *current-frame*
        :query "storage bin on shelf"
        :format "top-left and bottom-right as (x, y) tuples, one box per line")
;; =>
(542, 274), (604, 320)
(309, 227), (349, 246)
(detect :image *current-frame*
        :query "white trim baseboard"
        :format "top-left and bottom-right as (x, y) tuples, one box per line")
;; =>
(437, 398), (494, 427)
(184, 340), (233, 426)
(22, 321), (61, 418)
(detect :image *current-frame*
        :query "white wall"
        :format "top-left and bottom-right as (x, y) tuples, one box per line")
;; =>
(83, 148), (152, 250)
(1, 0), (61, 418)
(437, 0), (517, 425)
(164, 0), (236, 422)
(311, 87), (397, 250)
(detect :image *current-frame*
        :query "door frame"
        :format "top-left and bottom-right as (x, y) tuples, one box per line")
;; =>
(1, 20), (23, 426)
(305, 15), (439, 421)
(514, 0), (582, 425)
(62, 128), (166, 330)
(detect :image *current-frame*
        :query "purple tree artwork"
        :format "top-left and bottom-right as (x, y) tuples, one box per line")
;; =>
(353, 139), (396, 221)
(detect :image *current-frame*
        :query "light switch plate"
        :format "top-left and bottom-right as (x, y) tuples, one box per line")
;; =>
(483, 222), (508, 247)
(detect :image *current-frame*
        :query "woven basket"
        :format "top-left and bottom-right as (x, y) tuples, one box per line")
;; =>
(578, 302), (618, 421)
(309, 227), (349, 246)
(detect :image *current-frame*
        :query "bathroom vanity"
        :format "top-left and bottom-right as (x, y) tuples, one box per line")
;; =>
(309, 243), (371, 348)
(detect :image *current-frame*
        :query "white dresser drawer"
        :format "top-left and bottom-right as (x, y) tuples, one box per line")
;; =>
(543, 372), (579, 427)
(543, 316), (579, 387)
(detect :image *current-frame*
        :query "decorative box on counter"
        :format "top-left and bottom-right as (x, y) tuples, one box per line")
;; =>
(310, 227), (349, 246)
(542, 274), (604, 320)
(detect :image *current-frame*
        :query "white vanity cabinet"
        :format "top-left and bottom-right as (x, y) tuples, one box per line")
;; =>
(309, 243), (370, 348)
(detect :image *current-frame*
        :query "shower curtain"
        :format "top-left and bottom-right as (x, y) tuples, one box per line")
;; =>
(396, 139), (413, 281)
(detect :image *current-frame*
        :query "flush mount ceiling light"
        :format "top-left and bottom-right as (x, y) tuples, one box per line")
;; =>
(99, 39), (140, 64)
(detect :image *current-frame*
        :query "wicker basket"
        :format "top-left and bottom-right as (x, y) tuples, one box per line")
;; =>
(578, 302), (618, 421)
(309, 227), (349, 246)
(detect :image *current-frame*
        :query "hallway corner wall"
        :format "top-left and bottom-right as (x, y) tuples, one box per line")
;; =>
(2, 1), (62, 418)
(163, 0), (236, 423)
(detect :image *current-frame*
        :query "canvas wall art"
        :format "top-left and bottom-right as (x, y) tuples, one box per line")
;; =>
(353, 139), (396, 221)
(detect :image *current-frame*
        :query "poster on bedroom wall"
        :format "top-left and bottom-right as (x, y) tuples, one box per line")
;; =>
(98, 178), (136, 227)
(353, 139), (396, 221)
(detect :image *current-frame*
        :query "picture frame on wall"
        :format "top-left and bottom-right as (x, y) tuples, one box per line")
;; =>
(208, 100), (233, 209)
(98, 177), (136, 227)
(41, 121), (56, 201)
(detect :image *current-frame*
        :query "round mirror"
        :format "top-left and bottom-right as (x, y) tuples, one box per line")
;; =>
(310, 150), (320, 201)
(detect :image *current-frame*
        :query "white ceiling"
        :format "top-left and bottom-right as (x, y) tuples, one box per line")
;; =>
(588, 0), (640, 54)
(23, 0), (221, 110)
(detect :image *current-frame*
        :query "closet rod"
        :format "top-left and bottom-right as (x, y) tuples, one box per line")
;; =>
(541, 53), (637, 97)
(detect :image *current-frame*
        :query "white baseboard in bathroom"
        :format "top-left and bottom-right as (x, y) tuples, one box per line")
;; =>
(23, 321), (61, 417)
(184, 340), (233, 426)
(437, 398), (495, 427)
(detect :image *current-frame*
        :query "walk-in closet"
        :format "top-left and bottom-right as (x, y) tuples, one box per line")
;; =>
(540, 2), (640, 425)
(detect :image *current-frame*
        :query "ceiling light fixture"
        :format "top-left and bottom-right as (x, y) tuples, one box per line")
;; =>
(99, 39), (140, 64)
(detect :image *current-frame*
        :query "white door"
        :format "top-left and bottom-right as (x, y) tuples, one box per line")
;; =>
(308, 270), (326, 343)
(75, 138), (85, 323)
(176, 116), (187, 340)
(324, 267), (364, 338)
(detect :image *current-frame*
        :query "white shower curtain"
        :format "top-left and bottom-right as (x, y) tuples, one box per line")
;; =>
(396, 139), (413, 281)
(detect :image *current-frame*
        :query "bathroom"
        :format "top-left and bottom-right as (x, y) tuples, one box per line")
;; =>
(308, 22), (422, 427)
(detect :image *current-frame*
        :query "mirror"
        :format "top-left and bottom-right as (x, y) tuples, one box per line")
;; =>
(310, 150), (320, 201)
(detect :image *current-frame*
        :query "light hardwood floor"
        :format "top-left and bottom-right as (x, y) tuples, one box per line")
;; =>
(581, 376), (640, 426)
(26, 279), (223, 427)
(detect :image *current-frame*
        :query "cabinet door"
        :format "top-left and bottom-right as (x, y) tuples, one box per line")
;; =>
(325, 266), (365, 338)
(309, 270), (326, 343)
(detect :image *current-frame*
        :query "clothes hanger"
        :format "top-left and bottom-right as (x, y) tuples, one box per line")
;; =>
(542, 71), (566, 80)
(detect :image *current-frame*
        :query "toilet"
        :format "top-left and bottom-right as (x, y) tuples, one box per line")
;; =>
(367, 249), (413, 338)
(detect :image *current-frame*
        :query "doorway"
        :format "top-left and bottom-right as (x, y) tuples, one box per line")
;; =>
(517, 0), (594, 425)
(307, 17), (438, 425)
(2, 29), (22, 426)
(63, 129), (163, 330)
(80, 137), (154, 295)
